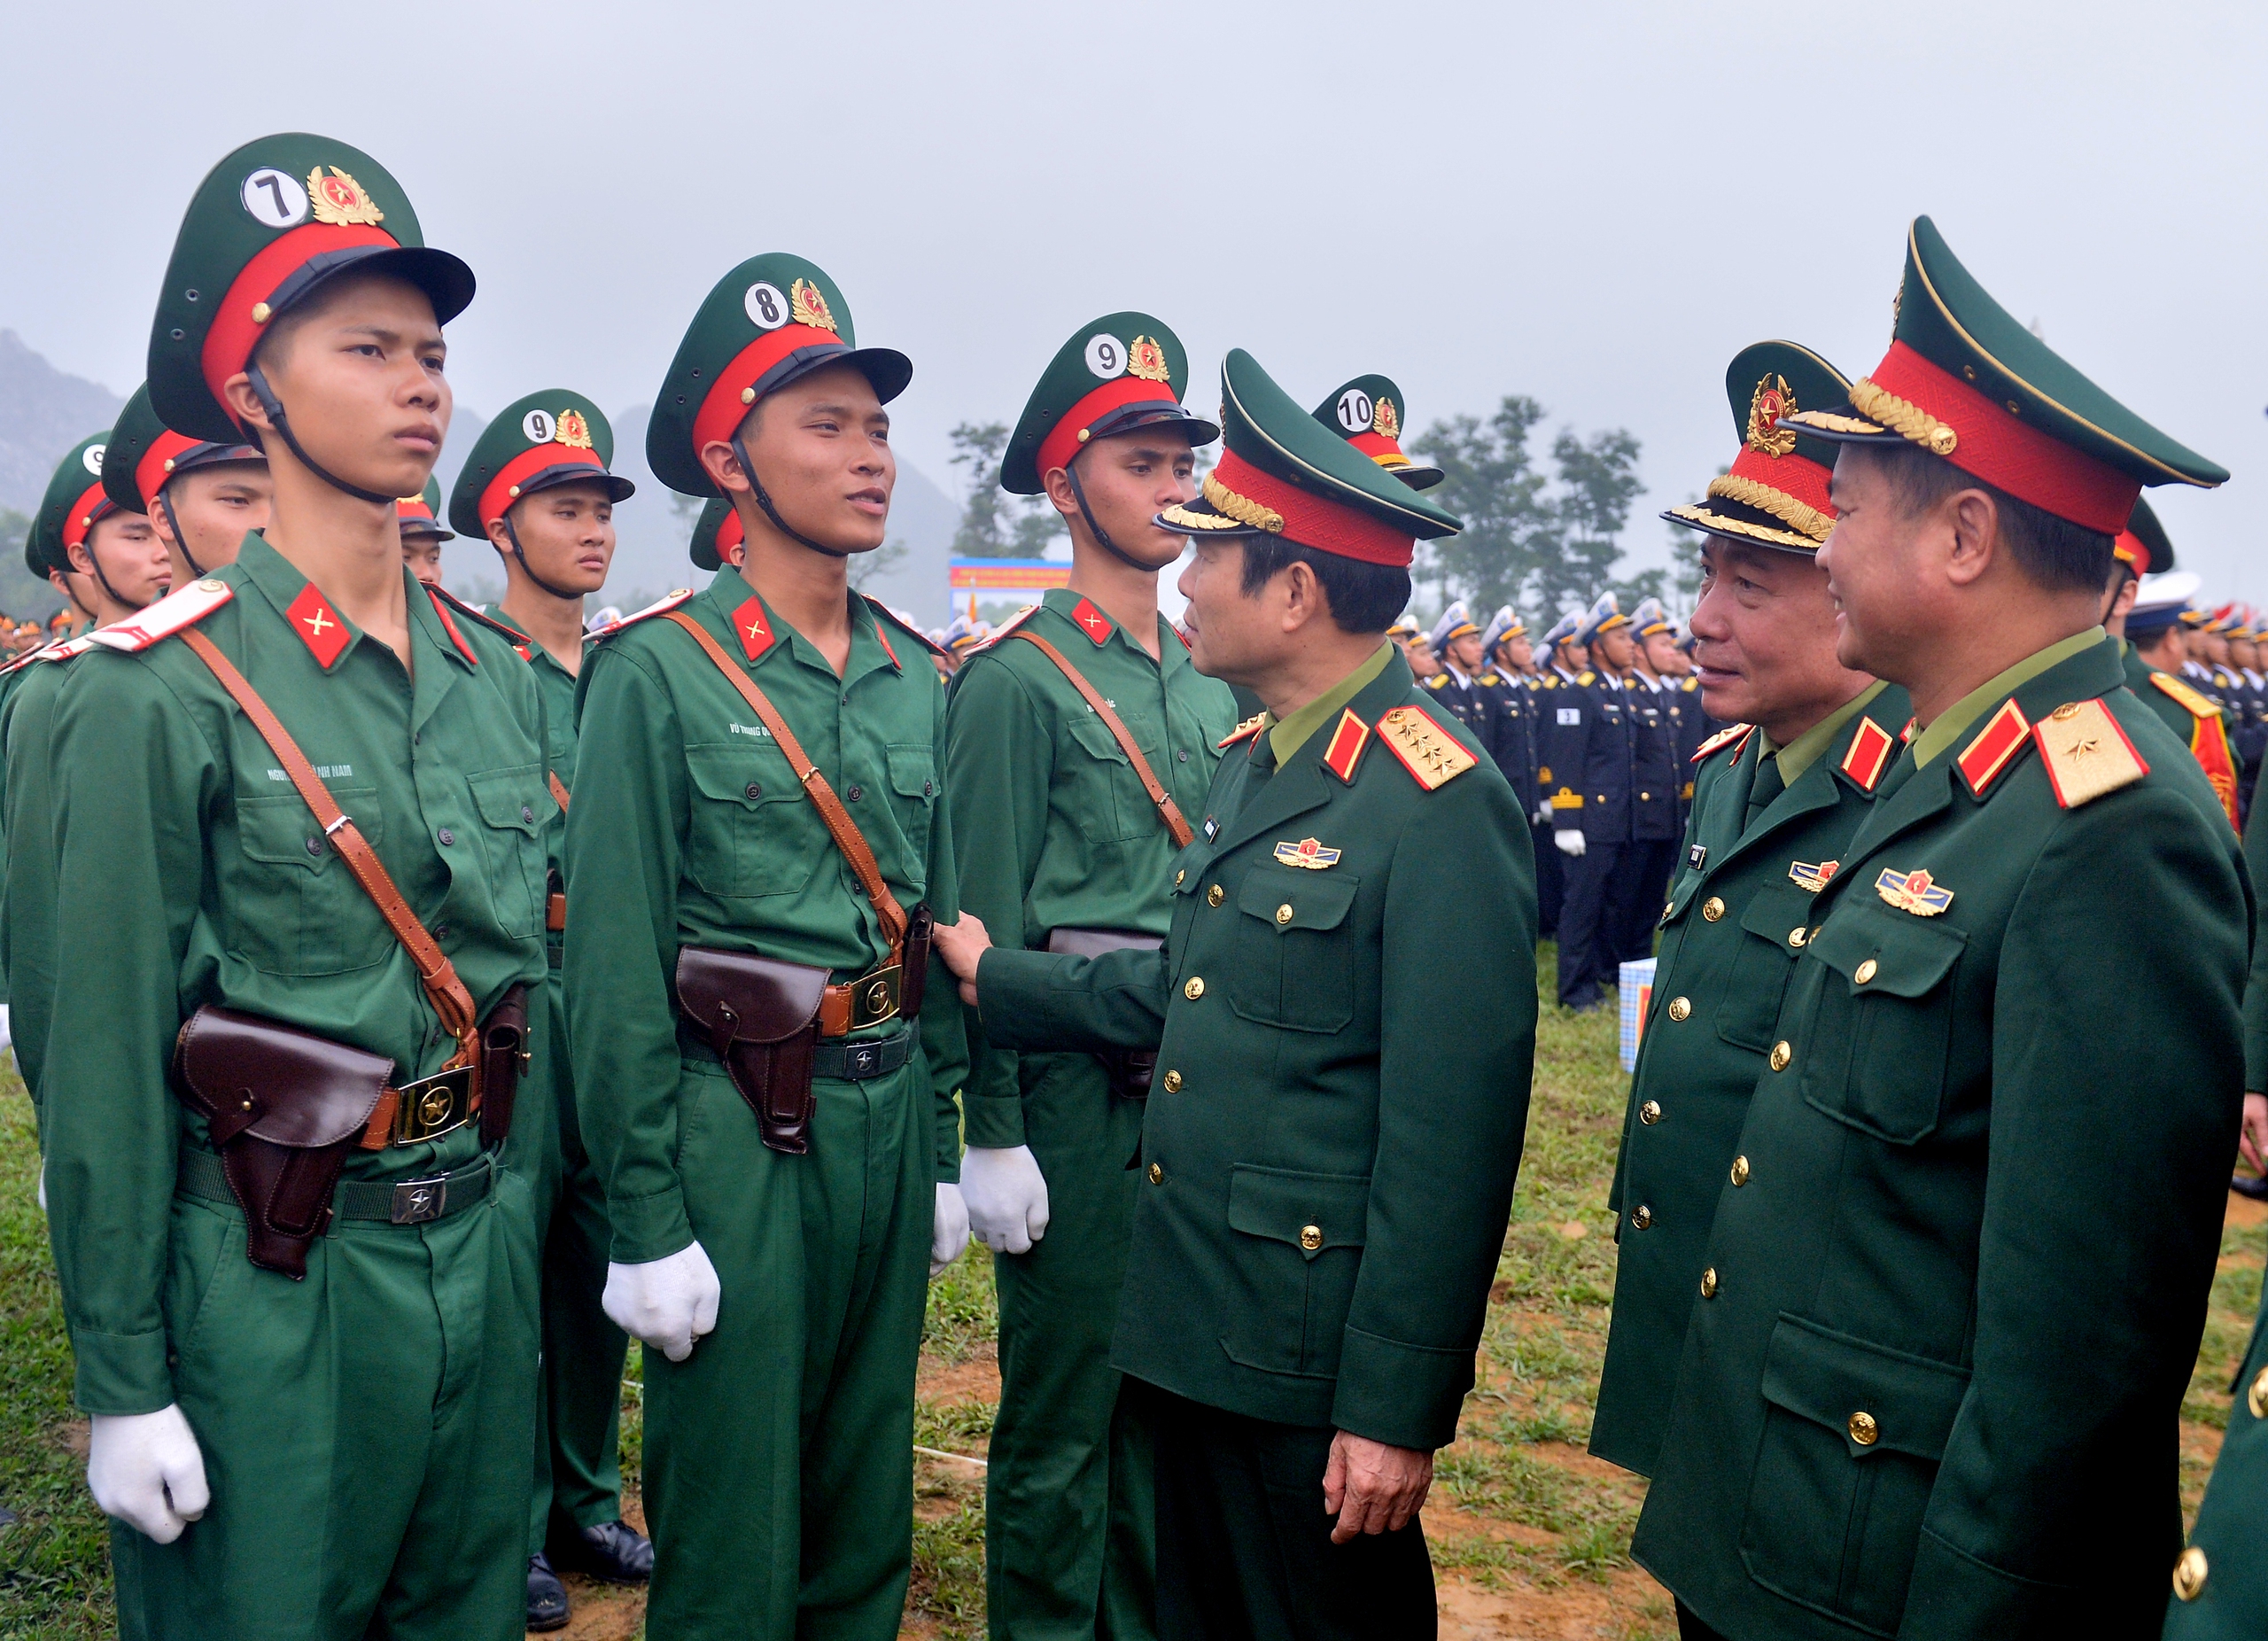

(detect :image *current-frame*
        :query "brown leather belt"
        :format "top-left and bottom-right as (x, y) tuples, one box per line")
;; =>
(820, 962), (903, 1037)
(547, 891), (566, 933)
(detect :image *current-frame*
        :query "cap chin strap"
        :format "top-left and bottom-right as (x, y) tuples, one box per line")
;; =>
(730, 432), (850, 560)
(245, 362), (400, 508)
(1063, 455), (1171, 574)
(157, 489), (206, 579)
(79, 548), (159, 619)
(500, 512), (586, 604)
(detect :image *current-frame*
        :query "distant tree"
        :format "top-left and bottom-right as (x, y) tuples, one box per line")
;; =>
(951, 419), (1067, 559)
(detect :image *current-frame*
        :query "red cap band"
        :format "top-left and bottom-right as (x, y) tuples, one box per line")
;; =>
(135, 430), (202, 509)
(716, 507), (745, 559)
(689, 324), (849, 464)
(2111, 529), (2148, 572)
(1034, 377), (1185, 482)
(396, 496), (436, 522)
(478, 443), (607, 532)
(1346, 430), (1410, 466)
(1864, 341), (2137, 534)
(1212, 449), (1415, 567)
(1726, 444), (1836, 521)
(59, 480), (114, 554)
(203, 222), (402, 416)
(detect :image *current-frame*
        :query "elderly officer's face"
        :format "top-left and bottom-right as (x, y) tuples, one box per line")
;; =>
(1689, 536), (1871, 739)
(706, 362), (895, 557)
(1044, 432), (1197, 572)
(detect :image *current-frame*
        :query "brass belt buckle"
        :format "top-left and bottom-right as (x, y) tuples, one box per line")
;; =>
(391, 1176), (448, 1225)
(389, 1065), (475, 1145)
(847, 963), (903, 1031)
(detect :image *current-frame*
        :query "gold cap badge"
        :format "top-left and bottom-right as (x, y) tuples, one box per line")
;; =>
(789, 278), (838, 333)
(307, 166), (384, 228)
(554, 408), (594, 450)
(1126, 336), (1170, 384)
(1373, 397), (1401, 440)
(1745, 373), (1798, 457)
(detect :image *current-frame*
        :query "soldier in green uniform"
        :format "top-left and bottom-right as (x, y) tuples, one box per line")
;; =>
(444, 393), (649, 1628)
(944, 313), (1231, 1641)
(47, 132), (552, 1637)
(1592, 340), (1909, 1482)
(104, 382), (270, 582)
(564, 253), (969, 1639)
(934, 348), (1537, 1640)
(398, 476), (450, 585)
(1633, 217), (2244, 1639)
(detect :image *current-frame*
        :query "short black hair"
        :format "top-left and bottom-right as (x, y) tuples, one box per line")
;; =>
(1864, 442), (2113, 595)
(1237, 536), (1411, 634)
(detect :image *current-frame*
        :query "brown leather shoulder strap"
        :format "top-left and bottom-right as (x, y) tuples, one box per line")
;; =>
(548, 770), (571, 811)
(662, 611), (909, 957)
(179, 628), (480, 1053)
(1008, 630), (1194, 849)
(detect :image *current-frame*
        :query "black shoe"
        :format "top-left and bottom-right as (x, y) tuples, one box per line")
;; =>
(2233, 1174), (2268, 1202)
(1559, 988), (1604, 1013)
(558, 1518), (655, 1584)
(526, 1554), (571, 1632)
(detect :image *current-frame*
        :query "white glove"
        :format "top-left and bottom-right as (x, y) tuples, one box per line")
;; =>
(1533, 804), (1554, 828)
(959, 1145), (1052, 1255)
(602, 1240), (722, 1363)
(931, 1182), (970, 1277)
(1555, 828), (1588, 858)
(89, 1404), (209, 1544)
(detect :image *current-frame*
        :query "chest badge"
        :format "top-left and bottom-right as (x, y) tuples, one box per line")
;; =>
(1203, 815), (1218, 841)
(1688, 844), (1707, 870)
(1274, 837), (1341, 870)
(1789, 859), (1839, 894)
(1876, 867), (1952, 916)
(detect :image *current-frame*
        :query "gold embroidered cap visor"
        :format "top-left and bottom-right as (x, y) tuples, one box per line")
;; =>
(1663, 339), (1852, 556)
(999, 312), (1217, 495)
(1776, 216), (2225, 533)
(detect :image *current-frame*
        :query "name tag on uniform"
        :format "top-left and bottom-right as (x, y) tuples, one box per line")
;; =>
(1203, 816), (1218, 841)
(1688, 844), (1707, 870)
(1557, 708), (1581, 725)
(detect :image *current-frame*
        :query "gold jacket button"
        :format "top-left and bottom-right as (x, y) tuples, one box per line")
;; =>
(1702, 896), (1726, 922)
(1730, 1155), (1750, 1186)
(1631, 1205), (1652, 1230)
(1276, 904), (1293, 926)
(1667, 996), (1691, 1022)
(1161, 1069), (1183, 1093)
(1769, 1041), (1792, 1072)
(1662, 898), (1675, 921)
(1175, 869), (1185, 887)
(1854, 957), (1878, 984)
(1639, 1100), (1661, 1125)
(1184, 976), (1205, 1000)
(1207, 884), (1223, 907)
(2249, 1365), (2268, 1420)
(1699, 1267), (1718, 1299)
(2174, 1545), (2209, 1602)
(1299, 1224), (1324, 1251)
(1148, 1163), (1164, 1185)
(1640, 791), (1651, 800)
(1847, 1410), (1879, 1446)
(1788, 927), (1808, 948)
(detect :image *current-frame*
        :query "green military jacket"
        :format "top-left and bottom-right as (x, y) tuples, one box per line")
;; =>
(1593, 681), (1911, 1478)
(1632, 634), (2249, 1639)
(43, 535), (555, 1416)
(478, 603), (579, 791)
(0, 640), (96, 1112)
(975, 649), (1537, 1449)
(2165, 1302), (2268, 1636)
(942, 588), (1236, 1147)
(563, 567), (967, 1266)
(2245, 794), (2268, 1092)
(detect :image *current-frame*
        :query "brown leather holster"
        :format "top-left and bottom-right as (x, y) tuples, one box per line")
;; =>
(677, 947), (828, 1155)
(478, 984), (531, 1149)
(1045, 928), (1165, 1098)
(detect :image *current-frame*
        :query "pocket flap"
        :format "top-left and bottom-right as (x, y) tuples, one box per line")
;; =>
(1226, 1164), (1371, 1256)
(1759, 1316), (1970, 1460)
(1065, 710), (1132, 766)
(1806, 899), (1966, 998)
(886, 743), (938, 802)
(175, 1006), (394, 1147)
(467, 765), (555, 836)
(1738, 882), (1818, 950)
(685, 743), (796, 809)
(1235, 869), (1359, 933)
(237, 785), (382, 871)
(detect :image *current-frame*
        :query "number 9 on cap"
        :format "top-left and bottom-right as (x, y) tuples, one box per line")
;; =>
(523, 409), (556, 444)
(1084, 335), (1127, 379)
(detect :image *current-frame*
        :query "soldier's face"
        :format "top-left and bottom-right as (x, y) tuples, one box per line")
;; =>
(1820, 447), (1935, 679)
(1690, 537), (1869, 736)
(1558, 642), (1588, 673)
(1045, 432), (1197, 572)
(400, 528), (444, 586)
(1643, 631), (1689, 675)
(704, 363), (894, 557)
(1594, 627), (1638, 672)
(73, 511), (172, 617)
(159, 461), (270, 576)
(494, 480), (616, 599)
(1447, 634), (1484, 673)
(1500, 634), (1533, 671)
(2235, 639), (2259, 671)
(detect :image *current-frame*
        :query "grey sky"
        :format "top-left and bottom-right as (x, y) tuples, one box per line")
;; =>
(4, 1), (2263, 611)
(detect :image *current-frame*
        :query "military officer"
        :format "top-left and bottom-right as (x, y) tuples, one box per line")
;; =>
(1534, 611), (1591, 945)
(1634, 216), (2244, 1639)
(103, 382), (269, 582)
(443, 393), (649, 1628)
(2126, 565), (2241, 828)
(48, 133), (553, 1637)
(1542, 611), (1588, 682)
(565, 253), (969, 1639)
(932, 346), (1535, 1641)
(398, 476), (450, 585)
(1592, 339), (1909, 1482)
(945, 313), (1232, 1641)
(1422, 600), (1492, 741)
(1627, 596), (1702, 813)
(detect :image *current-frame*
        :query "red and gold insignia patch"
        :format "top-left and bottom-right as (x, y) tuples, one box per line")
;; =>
(1127, 336), (1170, 383)
(733, 595), (773, 661)
(1322, 709), (1371, 784)
(1373, 397), (1401, 440)
(554, 408), (594, 449)
(1375, 705), (1475, 789)
(287, 582), (351, 667)
(1070, 597), (1112, 646)
(1744, 372), (1798, 458)
(1217, 713), (1267, 751)
(2032, 699), (2148, 810)
(1955, 698), (2031, 796)
(307, 166), (384, 228)
(1839, 716), (1894, 792)
(789, 278), (837, 333)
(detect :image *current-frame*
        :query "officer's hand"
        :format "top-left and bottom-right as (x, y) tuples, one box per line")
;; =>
(88, 1404), (209, 1544)
(602, 1241), (722, 1363)
(2242, 1093), (2268, 1175)
(1554, 828), (1587, 858)
(1321, 1431), (1433, 1544)
(959, 1145), (1051, 1255)
(931, 1182), (971, 1276)
(1533, 804), (1555, 828)
(930, 913), (993, 1007)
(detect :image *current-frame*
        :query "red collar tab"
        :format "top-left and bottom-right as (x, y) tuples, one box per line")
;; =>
(204, 222), (402, 419)
(477, 443), (609, 531)
(1900, 717), (1918, 743)
(1069, 596), (1113, 646)
(866, 611), (901, 670)
(689, 322), (850, 462)
(1322, 709), (1371, 784)
(1956, 698), (2032, 796)
(1209, 449), (1416, 568)
(59, 481), (114, 554)
(732, 595), (774, 661)
(1172, 624), (1192, 650)
(1035, 377), (1187, 482)
(425, 584), (479, 665)
(286, 582), (352, 667)
(1839, 716), (1895, 792)
(1861, 341), (2137, 534)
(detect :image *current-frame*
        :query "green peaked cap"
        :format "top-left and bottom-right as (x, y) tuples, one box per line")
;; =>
(1783, 216), (2225, 533)
(447, 389), (633, 538)
(1309, 373), (1442, 491)
(148, 133), (474, 445)
(102, 383), (265, 515)
(647, 253), (911, 497)
(689, 495), (740, 572)
(999, 313), (1216, 495)
(398, 476), (451, 540)
(1158, 349), (1459, 564)
(29, 432), (119, 580)
(1662, 340), (1851, 553)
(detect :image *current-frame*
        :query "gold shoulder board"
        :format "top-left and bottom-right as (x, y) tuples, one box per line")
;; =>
(2033, 699), (2148, 809)
(2148, 671), (2223, 719)
(1375, 705), (1476, 790)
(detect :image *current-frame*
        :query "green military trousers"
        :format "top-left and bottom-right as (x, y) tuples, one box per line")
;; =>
(522, 967), (630, 1554)
(988, 1053), (1156, 1641)
(641, 1044), (934, 1640)
(111, 1163), (540, 1640)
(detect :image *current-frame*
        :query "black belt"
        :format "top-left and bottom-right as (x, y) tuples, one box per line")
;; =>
(680, 1021), (913, 1083)
(176, 1148), (497, 1226)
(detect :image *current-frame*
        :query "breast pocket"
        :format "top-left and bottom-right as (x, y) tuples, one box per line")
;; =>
(1715, 883), (1818, 1052)
(466, 765), (554, 938)
(683, 743), (813, 899)
(1229, 867), (1360, 1034)
(1795, 899), (1967, 1144)
(232, 786), (391, 976)
(882, 743), (938, 883)
(1064, 710), (1152, 843)
(1221, 1164), (1371, 1378)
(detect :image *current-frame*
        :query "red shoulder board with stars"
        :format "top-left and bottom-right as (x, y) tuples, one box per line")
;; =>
(1217, 713), (1267, 751)
(1374, 705), (1477, 790)
(586, 588), (697, 643)
(731, 595), (774, 661)
(1322, 709), (1371, 784)
(863, 595), (944, 659)
(424, 585), (481, 665)
(1068, 596), (1113, 646)
(1956, 699), (2032, 797)
(1690, 722), (1753, 763)
(83, 576), (236, 655)
(1838, 716), (1895, 792)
